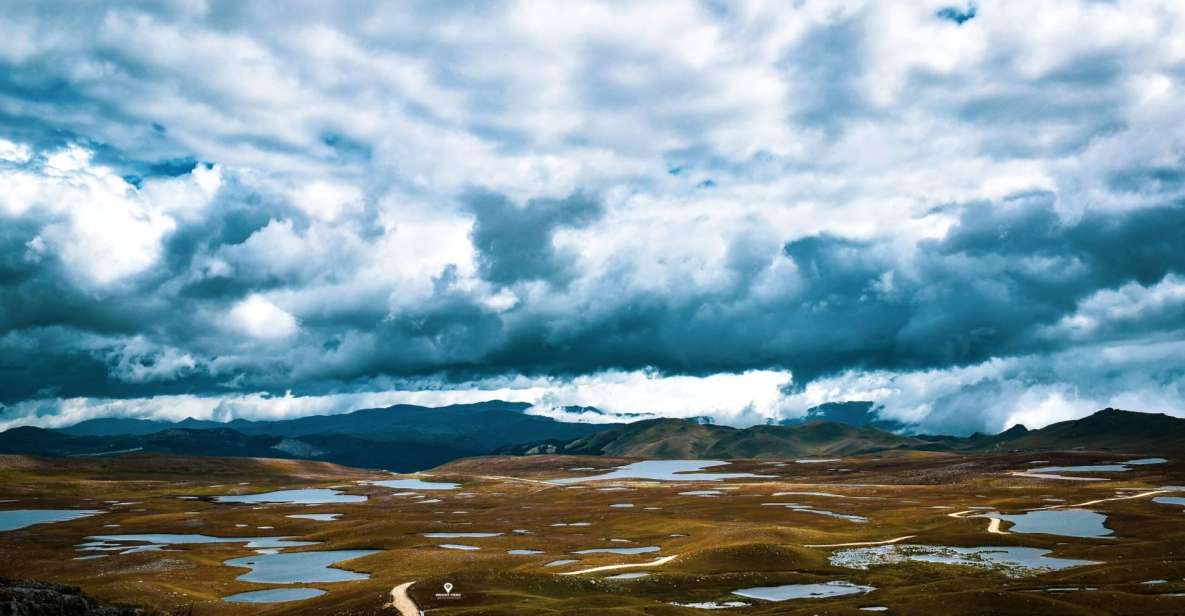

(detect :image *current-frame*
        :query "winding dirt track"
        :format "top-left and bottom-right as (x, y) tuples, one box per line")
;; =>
(985, 517), (1007, 534)
(948, 509), (1008, 534)
(1036, 489), (1175, 510)
(948, 488), (1182, 535)
(558, 555), (679, 575)
(804, 535), (916, 548)
(387, 581), (420, 616)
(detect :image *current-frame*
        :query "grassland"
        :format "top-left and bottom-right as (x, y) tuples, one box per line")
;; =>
(1, 450), (1183, 615)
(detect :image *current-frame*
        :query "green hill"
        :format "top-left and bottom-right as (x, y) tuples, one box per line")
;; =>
(499, 417), (923, 459)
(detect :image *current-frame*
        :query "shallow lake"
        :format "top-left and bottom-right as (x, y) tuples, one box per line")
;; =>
(223, 588), (326, 603)
(508, 549), (544, 555)
(573, 546), (659, 555)
(287, 513), (341, 521)
(670, 601), (750, 609)
(224, 549), (380, 583)
(552, 460), (772, 484)
(0, 509), (101, 532)
(605, 572), (649, 580)
(423, 532), (502, 538)
(1030, 458), (1166, 475)
(990, 509), (1112, 538)
(1153, 496), (1185, 510)
(830, 544), (1098, 577)
(438, 543), (480, 550)
(88, 534), (318, 550)
(733, 581), (874, 601)
(216, 489), (366, 504)
(372, 479), (460, 490)
(762, 503), (867, 523)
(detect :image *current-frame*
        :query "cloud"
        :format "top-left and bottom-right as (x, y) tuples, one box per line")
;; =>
(104, 336), (200, 384)
(935, 4), (977, 26)
(0, 1), (1184, 431)
(465, 191), (603, 287)
(229, 295), (299, 341)
(776, 337), (1185, 435)
(0, 368), (790, 431)
(0, 145), (221, 287)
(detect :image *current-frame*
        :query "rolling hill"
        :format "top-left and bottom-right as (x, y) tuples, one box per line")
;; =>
(498, 416), (926, 459)
(953, 408), (1185, 453)
(500, 408), (1185, 459)
(0, 401), (616, 471)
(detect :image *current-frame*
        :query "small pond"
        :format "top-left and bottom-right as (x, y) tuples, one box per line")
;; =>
(552, 460), (772, 484)
(605, 572), (649, 580)
(372, 479), (460, 491)
(733, 581), (874, 601)
(0, 509), (101, 532)
(225, 549), (380, 583)
(989, 509), (1112, 538)
(762, 503), (867, 523)
(423, 532), (502, 538)
(287, 513), (341, 521)
(1153, 496), (1185, 510)
(217, 489), (366, 504)
(573, 546), (660, 555)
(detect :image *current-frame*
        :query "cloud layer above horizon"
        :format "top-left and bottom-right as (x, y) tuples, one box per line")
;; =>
(2, 0), (1185, 434)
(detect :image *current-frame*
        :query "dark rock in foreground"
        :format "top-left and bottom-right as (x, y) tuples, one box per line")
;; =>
(0, 578), (147, 616)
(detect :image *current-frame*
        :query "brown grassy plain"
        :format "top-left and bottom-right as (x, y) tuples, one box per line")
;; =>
(2, 450), (1183, 615)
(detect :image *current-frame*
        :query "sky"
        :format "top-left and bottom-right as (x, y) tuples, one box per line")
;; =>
(2, 0), (1185, 435)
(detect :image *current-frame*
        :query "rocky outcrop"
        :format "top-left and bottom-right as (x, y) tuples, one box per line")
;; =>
(0, 578), (147, 616)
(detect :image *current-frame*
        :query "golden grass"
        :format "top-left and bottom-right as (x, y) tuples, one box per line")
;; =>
(0, 450), (1183, 614)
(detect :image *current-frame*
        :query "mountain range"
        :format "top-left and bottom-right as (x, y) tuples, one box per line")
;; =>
(0, 401), (614, 471)
(0, 403), (1180, 471)
(500, 408), (1185, 459)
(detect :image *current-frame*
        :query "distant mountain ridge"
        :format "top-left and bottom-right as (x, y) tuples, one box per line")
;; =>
(937, 408), (1185, 453)
(1, 405), (1179, 470)
(0, 401), (614, 471)
(500, 408), (1185, 459)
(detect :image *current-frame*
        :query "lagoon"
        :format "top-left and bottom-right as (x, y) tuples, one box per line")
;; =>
(372, 479), (460, 491)
(733, 581), (873, 602)
(0, 509), (101, 532)
(225, 549), (380, 583)
(216, 489), (366, 504)
(552, 460), (772, 484)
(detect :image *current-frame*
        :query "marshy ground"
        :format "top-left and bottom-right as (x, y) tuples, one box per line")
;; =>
(1, 450), (1183, 615)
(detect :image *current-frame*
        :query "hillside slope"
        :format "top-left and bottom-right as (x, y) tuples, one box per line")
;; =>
(499, 417), (924, 459)
(501, 408), (1185, 459)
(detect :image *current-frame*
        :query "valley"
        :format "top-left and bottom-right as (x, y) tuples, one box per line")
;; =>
(3, 441), (1184, 614)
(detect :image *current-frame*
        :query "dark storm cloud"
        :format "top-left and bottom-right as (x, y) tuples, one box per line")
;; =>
(408, 192), (1185, 384)
(2, 1), (1185, 430)
(935, 3), (977, 25)
(783, 13), (872, 138)
(465, 191), (604, 287)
